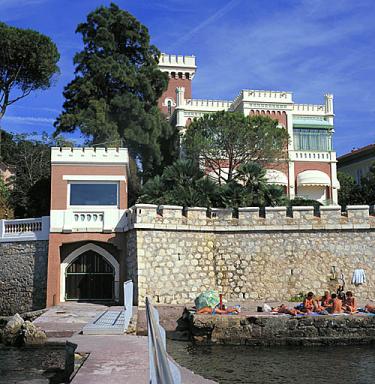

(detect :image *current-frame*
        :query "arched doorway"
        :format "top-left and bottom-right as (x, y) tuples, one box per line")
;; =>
(66, 250), (114, 300)
(60, 243), (120, 302)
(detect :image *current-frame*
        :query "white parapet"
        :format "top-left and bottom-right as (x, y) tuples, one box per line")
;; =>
(158, 53), (196, 69)
(292, 103), (326, 116)
(242, 90), (293, 103)
(184, 99), (232, 111)
(50, 209), (127, 233)
(51, 147), (129, 165)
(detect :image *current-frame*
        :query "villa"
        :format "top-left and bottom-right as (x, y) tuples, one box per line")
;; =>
(158, 53), (340, 204)
(337, 143), (375, 184)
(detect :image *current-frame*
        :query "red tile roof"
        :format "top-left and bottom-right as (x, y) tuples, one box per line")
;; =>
(337, 143), (375, 161)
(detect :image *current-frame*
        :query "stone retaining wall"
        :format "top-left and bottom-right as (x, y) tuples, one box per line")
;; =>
(0, 241), (48, 315)
(189, 314), (375, 346)
(125, 205), (375, 305)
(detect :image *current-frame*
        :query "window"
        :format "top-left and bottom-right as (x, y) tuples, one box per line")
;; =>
(167, 100), (172, 115)
(293, 128), (332, 151)
(70, 183), (118, 206)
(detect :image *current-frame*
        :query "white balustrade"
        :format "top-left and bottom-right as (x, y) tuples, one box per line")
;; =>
(290, 150), (333, 162)
(0, 216), (50, 242)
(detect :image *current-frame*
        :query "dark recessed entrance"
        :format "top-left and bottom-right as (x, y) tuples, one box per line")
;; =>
(65, 250), (114, 301)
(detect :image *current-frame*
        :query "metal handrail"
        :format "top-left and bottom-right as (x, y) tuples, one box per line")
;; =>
(146, 297), (180, 384)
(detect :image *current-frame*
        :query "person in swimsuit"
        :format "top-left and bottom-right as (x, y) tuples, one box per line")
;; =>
(196, 305), (239, 315)
(321, 290), (332, 309)
(365, 304), (375, 313)
(272, 304), (302, 316)
(343, 291), (357, 313)
(302, 292), (315, 313)
(330, 293), (344, 314)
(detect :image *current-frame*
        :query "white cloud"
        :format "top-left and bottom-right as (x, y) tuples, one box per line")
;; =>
(2, 116), (54, 125)
(166, 0), (241, 51)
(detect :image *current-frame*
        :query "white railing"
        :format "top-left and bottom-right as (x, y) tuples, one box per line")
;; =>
(0, 216), (50, 242)
(146, 297), (181, 384)
(290, 150), (334, 162)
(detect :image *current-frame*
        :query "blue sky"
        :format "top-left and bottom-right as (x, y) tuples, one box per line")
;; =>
(1, 0), (374, 155)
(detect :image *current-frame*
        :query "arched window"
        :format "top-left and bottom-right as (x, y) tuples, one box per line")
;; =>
(167, 100), (172, 115)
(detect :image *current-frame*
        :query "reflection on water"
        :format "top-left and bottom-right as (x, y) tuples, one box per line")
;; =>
(167, 341), (375, 384)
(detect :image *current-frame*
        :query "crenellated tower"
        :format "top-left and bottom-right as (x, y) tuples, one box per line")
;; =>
(157, 53), (196, 117)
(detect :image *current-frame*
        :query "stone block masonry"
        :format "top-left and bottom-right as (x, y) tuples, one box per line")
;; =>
(125, 205), (375, 305)
(189, 314), (375, 346)
(0, 241), (48, 315)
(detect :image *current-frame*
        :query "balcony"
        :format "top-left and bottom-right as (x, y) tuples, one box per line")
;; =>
(50, 209), (127, 233)
(289, 150), (336, 162)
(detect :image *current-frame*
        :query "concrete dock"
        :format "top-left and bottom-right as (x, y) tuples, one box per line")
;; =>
(36, 303), (214, 383)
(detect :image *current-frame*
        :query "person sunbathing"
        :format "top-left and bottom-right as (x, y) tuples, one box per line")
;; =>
(330, 293), (344, 314)
(196, 305), (239, 315)
(343, 291), (357, 313)
(321, 290), (332, 309)
(302, 292), (315, 313)
(272, 304), (302, 316)
(365, 304), (375, 313)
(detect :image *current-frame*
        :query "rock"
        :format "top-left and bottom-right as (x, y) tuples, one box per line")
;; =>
(22, 321), (47, 345)
(2, 313), (24, 346)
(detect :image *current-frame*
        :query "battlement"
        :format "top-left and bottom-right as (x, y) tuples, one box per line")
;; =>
(230, 90), (294, 112)
(242, 90), (293, 103)
(124, 204), (375, 231)
(158, 53), (197, 79)
(159, 53), (196, 68)
(293, 103), (325, 115)
(51, 147), (129, 165)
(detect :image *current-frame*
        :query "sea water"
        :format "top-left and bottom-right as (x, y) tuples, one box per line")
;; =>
(167, 341), (375, 384)
(0, 344), (67, 384)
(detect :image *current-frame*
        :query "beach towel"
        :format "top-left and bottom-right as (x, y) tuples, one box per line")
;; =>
(352, 269), (366, 285)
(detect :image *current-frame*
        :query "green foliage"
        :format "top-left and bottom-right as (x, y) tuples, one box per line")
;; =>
(2, 132), (70, 218)
(7, 133), (51, 217)
(359, 163), (375, 205)
(127, 155), (141, 207)
(0, 177), (11, 219)
(337, 171), (364, 208)
(0, 22), (60, 118)
(289, 292), (305, 302)
(184, 111), (289, 184)
(138, 159), (221, 207)
(220, 162), (287, 208)
(138, 159), (287, 208)
(54, 3), (177, 178)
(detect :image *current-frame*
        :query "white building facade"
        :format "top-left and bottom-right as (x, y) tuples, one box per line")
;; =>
(158, 53), (340, 204)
